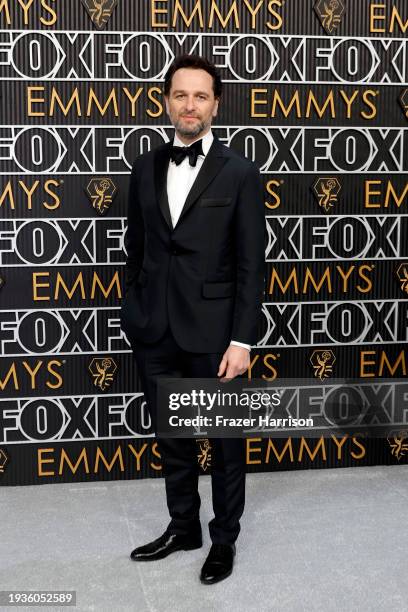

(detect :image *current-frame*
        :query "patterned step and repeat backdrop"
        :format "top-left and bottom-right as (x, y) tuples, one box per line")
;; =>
(0, 0), (407, 485)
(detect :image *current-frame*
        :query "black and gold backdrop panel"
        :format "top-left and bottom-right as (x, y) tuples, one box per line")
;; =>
(0, 0), (407, 485)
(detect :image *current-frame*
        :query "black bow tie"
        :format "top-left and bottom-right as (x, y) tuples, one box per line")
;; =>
(170, 139), (204, 167)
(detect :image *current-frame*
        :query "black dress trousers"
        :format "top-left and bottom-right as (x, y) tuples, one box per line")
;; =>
(132, 326), (246, 546)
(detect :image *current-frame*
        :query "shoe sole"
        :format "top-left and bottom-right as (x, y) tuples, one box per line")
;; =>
(200, 568), (233, 585)
(130, 542), (202, 562)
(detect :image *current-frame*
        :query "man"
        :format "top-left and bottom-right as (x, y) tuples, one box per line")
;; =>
(120, 54), (265, 584)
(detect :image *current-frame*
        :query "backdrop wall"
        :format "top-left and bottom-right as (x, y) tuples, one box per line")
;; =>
(0, 0), (407, 485)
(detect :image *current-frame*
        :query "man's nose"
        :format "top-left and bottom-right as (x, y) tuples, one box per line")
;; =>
(184, 96), (196, 110)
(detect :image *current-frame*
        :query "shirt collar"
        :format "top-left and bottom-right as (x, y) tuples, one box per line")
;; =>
(172, 128), (213, 157)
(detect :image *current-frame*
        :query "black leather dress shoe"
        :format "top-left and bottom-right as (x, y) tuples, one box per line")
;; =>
(130, 531), (202, 562)
(200, 543), (236, 584)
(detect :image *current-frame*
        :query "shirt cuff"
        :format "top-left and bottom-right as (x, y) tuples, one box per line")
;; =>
(230, 340), (251, 352)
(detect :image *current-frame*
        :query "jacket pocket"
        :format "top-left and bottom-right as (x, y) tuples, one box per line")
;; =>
(202, 281), (234, 298)
(199, 197), (232, 207)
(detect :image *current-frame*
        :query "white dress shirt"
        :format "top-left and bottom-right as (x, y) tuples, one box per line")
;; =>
(166, 128), (251, 352)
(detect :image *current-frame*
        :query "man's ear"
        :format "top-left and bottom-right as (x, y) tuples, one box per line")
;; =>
(164, 95), (170, 116)
(212, 98), (220, 118)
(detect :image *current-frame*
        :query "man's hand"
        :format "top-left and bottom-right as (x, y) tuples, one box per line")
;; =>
(217, 345), (250, 380)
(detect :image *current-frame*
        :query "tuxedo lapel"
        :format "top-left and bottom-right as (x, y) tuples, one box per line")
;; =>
(154, 141), (172, 229)
(153, 133), (230, 231)
(176, 135), (229, 225)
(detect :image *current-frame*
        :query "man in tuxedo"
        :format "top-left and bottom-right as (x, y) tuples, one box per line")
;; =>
(120, 54), (265, 584)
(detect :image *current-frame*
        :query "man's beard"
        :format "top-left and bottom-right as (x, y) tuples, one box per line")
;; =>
(174, 116), (208, 138)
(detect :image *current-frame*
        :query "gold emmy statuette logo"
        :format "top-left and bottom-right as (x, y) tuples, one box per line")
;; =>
(0, 275), (4, 289)
(310, 350), (336, 380)
(86, 178), (117, 215)
(0, 448), (9, 474)
(81, 0), (118, 30)
(396, 263), (408, 294)
(313, 177), (341, 213)
(387, 430), (408, 461)
(197, 439), (212, 471)
(314, 0), (345, 34)
(399, 89), (408, 119)
(89, 357), (117, 390)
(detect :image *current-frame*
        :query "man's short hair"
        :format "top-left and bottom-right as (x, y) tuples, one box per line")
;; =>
(163, 54), (222, 99)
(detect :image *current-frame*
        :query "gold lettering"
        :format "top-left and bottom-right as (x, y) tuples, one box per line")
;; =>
(360, 350), (377, 377)
(246, 437), (262, 464)
(86, 88), (118, 117)
(47, 360), (63, 389)
(32, 272), (50, 301)
(19, 180), (39, 210)
(17, 0), (35, 24)
(361, 89), (378, 119)
(172, 0), (203, 27)
(55, 273), (86, 300)
(43, 180), (60, 210)
(147, 87), (163, 117)
(247, 354), (259, 380)
(379, 351), (406, 376)
(266, 0), (283, 30)
(243, 0), (263, 29)
(0, 363), (18, 391)
(370, 3), (386, 32)
(262, 354), (278, 380)
(50, 87), (81, 116)
(351, 435), (366, 459)
(302, 267), (332, 294)
(338, 90), (359, 119)
(364, 180), (382, 208)
(21, 360), (42, 389)
(59, 448), (90, 475)
(0, 0), (11, 24)
(40, 0), (57, 25)
(27, 86), (45, 117)
(94, 446), (124, 472)
(272, 90), (301, 118)
(356, 264), (373, 293)
(128, 443), (149, 471)
(336, 265), (355, 292)
(364, 180), (408, 209)
(91, 272), (122, 299)
(122, 87), (144, 117)
(250, 88), (268, 118)
(265, 180), (281, 209)
(305, 90), (335, 118)
(331, 435), (348, 460)
(151, 441), (162, 470)
(0, 182), (15, 209)
(38, 448), (55, 476)
(269, 267), (299, 294)
(209, 0), (239, 28)
(265, 438), (294, 463)
(298, 437), (326, 462)
(385, 181), (408, 208)
(151, 0), (168, 27)
(390, 5), (408, 32)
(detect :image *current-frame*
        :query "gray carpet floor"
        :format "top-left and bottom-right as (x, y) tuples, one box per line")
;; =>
(1, 465), (407, 612)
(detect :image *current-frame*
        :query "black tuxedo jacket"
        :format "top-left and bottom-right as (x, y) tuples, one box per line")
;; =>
(120, 132), (265, 353)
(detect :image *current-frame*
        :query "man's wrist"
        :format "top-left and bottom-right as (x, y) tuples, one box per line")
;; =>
(230, 340), (251, 352)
